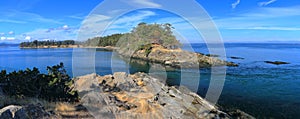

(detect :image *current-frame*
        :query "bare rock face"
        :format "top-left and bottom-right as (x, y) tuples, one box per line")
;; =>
(123, 45), (238, 68)
(74, 72), (231, 119)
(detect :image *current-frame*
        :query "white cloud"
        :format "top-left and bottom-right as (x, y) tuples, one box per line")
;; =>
(214, 6), (300, 30)
(154, 17), (186, 24)
(258, 0), (277, 7)
(0, 37), (6, 40)
(8, 31), (14, 35)
(6, 37), (15, 40)
(130, 0), (161, 7)
(22, 27), (77, 41)
(63, 25), (69, 30)
(0, 10), (62, 24)
(78, 14), (112, 40)
(25, 36), (31, 40)
(106, 11), (157, 34)
(107, 9), (126, 15)
(232, 0), (240, 9)
(78, 10), (157, 40)
(0, 19), (27, 24)
(239, 6), (300, 18)
(0, 33), (4, 36)
(68, 15), (84, 20)
(83, 14), (111, 24)
(113, 11), (156, 25)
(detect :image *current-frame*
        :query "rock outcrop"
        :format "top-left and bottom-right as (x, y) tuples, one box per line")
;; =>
(230, 56), (245, 60)
(264, 61), (290, 65)
(0, 104), (50, 119)
(74, 72), (236, 119)
(0, 72), (253, 119)
(117, 45), (238, 68)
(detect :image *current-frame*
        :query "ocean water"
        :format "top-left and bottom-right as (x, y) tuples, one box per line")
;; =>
(188, 43), (300, 118)
(0, 43), (299, 118)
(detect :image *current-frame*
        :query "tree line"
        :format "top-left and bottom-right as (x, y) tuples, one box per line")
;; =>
(84, 23), (181, 50)
(84, 33), (123, 47)
(0, 63), (79, 102)
(116, 22), (182, 56)
(20, 40), (79, 48)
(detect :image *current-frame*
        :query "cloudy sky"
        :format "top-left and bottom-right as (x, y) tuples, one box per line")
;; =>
(0, 0), (300, 43)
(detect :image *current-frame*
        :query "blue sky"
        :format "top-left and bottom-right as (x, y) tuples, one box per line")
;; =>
(0, 0), (300, 43)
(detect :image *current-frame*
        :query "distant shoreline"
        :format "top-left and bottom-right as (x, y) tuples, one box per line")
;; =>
(20, 45), (117, 50)
(20, 45), (81, 49)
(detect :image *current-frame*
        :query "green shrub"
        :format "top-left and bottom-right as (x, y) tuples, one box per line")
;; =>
(0, 63), (78, 102)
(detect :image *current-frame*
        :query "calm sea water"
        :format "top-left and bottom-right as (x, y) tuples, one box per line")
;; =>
(0, 43), (299, 118)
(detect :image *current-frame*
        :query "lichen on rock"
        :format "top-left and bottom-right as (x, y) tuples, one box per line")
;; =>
(74, 72), (232, 119)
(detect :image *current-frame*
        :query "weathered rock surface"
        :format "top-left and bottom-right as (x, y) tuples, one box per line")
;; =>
(118, 45), (238, 68)
(0, 104), (50, 119)
(73, 72), (251, 119)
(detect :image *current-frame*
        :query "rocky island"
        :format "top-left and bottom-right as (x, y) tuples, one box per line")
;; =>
(264, 61), (290, 65)
(86, 23), (238, 68)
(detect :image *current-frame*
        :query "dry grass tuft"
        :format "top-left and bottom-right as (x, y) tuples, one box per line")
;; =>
(55, 102), (76, 112)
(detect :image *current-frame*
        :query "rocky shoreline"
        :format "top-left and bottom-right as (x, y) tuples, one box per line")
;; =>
(73, 72), (252, 119)
(0, 72), (253, 118)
